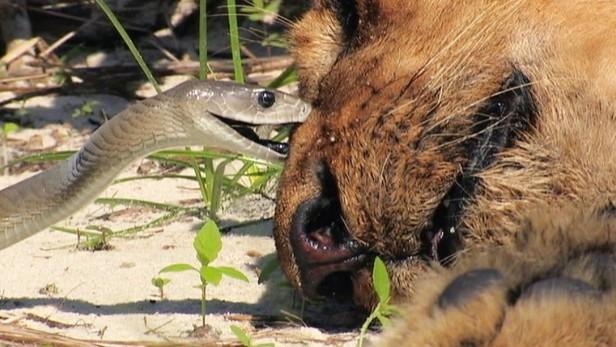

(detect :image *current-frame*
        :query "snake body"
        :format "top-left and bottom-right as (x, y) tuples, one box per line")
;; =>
(0, 80), (311, 250)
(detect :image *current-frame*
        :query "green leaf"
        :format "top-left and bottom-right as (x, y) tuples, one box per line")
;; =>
(201, 265), (223, 285)
(159, 263), (197, 273)
(3, 122), (18, 134)
(193, 220), (222, 263)
(372, 257), (390, 304)
(196, 253), (209, 266)
(230, 325), (252, 346)
(215, 266), (249, 282)
(258, 254), (279, 284)
(151, 277), (171, 288)
(255, 344), (275, 347)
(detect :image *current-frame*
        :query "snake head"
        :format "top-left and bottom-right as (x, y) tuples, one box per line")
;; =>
(167, 80), (312, 163)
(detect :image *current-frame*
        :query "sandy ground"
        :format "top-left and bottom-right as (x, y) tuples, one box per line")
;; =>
(0, 124), (373, 346)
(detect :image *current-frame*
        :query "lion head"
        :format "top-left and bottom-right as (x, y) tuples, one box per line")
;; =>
(274, 0), (616, 309)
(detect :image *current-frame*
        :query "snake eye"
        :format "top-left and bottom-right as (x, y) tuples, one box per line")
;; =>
(257, 90), (276, 108)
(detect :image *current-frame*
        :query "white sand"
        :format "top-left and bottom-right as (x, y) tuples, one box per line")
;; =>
(0, 125), (369, 346)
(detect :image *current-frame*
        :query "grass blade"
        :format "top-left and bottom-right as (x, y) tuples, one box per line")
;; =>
(190, 156), (211, 210)
(94, 0), (161, 93)
(226, 0), (245, 83)
(203, 158), (215, 207)
(113, 211), (189, 237)
(112, 174), (198, 185)
(94, 197), (191, 212)
(210, 159), (233, 214)
(0, 150), (75, 170)
(267, 65), (298, 88)
(199, 0), (209, 80)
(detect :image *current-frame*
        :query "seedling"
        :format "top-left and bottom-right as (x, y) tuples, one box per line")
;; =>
(159, 220), (249, 326)
(1, 122), (18, 135)
(230, 325), (275, 347)
(151, 277), (171, 299)
(78, 235), (111, 251)
(357, 257), (400, 347)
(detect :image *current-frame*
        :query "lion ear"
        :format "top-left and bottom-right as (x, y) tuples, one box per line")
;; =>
(289, 0), (359, 101)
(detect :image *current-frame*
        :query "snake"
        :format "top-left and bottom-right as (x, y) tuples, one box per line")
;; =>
(0, 79), (311, 250)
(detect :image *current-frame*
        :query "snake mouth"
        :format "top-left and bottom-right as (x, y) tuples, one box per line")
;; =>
(213, 115), (293, 155)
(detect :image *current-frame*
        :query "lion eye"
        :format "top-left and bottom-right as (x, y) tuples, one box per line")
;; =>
(257, 90), (276, 108)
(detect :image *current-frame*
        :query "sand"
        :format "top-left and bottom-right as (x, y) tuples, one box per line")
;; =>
(0, 121), (373, 346)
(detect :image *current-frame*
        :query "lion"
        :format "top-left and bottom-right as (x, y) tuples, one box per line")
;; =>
(273, 0), (616, 345)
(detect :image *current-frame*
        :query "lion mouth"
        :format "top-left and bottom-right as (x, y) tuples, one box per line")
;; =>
(289, 177), (466, 304)
(421, 181), (469, 265)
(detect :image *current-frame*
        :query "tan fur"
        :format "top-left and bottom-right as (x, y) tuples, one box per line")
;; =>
(274, 0), (616, 344)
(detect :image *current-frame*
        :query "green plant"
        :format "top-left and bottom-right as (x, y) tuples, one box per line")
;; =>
(357, 257), (400, 347)
(50, 197), (201, 249)
(72, 100), (99, 118)
(76, 225), (112, 251)
(2, 122), (19, 136)
(2, 147), (280, 222)
(192, 157), (232, 220)
(159, 220), (249, 326)
(151, 277), (171, 299)
(230, 325), (275, 347)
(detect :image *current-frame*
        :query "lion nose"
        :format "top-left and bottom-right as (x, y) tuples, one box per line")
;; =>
(288, 162), (368, 299)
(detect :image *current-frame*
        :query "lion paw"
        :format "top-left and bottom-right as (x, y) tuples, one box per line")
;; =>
(379, 205), (616, 347)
